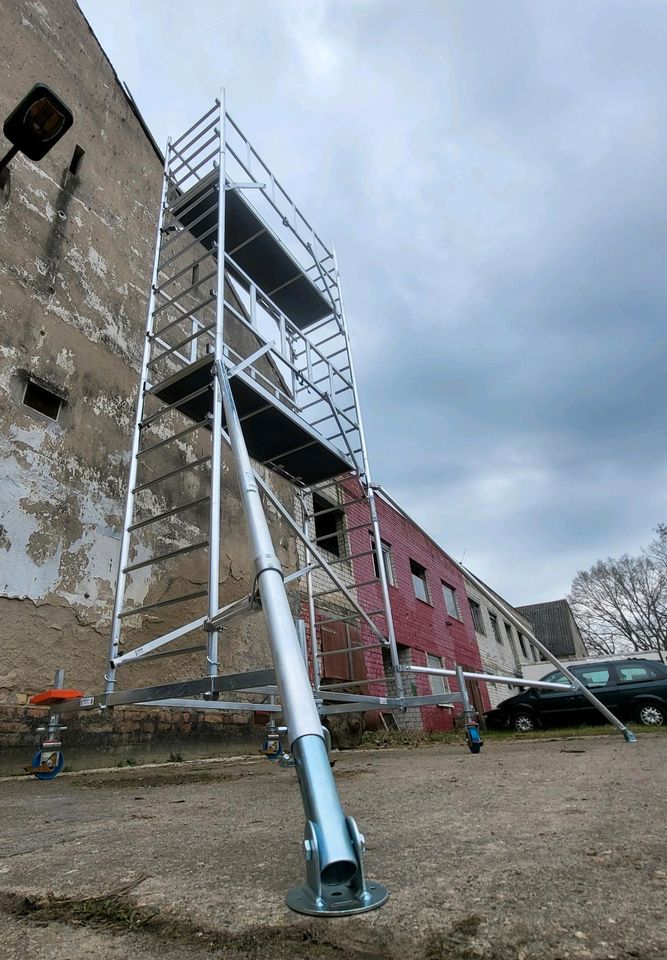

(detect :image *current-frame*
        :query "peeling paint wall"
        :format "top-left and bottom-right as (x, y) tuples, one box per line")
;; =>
(0, 0), (298, 703)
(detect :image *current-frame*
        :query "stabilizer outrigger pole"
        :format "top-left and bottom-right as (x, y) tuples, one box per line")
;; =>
(216, 360), (388, 916)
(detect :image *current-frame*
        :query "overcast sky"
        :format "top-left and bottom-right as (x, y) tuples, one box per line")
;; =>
(78, 0), (667, 605)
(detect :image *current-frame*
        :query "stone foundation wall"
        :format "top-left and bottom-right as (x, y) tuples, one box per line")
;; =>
(0, 702), (262, 752)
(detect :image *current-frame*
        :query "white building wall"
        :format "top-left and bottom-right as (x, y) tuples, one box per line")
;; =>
(521, 649), (667, 682)
(464, 580), (537, 708)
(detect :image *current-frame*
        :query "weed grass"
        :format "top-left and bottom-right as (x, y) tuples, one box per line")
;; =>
(360, 721), (665, 749)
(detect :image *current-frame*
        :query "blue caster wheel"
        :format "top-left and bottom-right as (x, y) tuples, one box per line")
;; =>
(466, 726), (483, 754)
(261, 735), (284, 761)
(32, 748), (65, 780)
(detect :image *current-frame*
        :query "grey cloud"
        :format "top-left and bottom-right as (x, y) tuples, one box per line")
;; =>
(79, 0), (667, 603)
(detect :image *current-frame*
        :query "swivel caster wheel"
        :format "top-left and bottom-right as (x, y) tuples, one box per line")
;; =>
(32, 747), (65, 780)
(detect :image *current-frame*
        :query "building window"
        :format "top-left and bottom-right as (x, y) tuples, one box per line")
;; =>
(441, 582), (460, 619)
(468, 598), (486, 635)
(372, 537), (395, 586)
(518, 632), (528, 658)
(504, 621), (514, 644)
(489, 612), (503, 644)
(22, 379), (63, 421)
(426, 654), (449, 698)
(409, 559), (430, 603)
(312, 492), (344, 558)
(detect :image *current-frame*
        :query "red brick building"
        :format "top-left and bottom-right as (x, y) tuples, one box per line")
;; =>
(305, 480), (490, 732)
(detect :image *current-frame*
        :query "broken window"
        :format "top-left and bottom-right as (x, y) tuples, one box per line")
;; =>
(312, 492), (344, 558)
(468, 598), (486, 635)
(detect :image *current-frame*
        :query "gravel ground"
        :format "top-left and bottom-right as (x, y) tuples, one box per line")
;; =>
(0, 735), (665, 959)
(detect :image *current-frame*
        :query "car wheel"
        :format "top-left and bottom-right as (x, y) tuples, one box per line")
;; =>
(513, 711), (537, 733)
(636, 702), (665, 727)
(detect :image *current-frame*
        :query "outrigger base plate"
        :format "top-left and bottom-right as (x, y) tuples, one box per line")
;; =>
(286, 816), (388, 917)
(286, 880), (388, 917)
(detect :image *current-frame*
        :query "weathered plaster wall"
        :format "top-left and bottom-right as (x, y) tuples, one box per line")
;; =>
(0, 0), (297, 706)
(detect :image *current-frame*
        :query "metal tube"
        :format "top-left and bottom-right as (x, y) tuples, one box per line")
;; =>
(300, 491), (321, 690)
(47, 668), (65, 742)
(252, 473), (387, 644)
(455, 663), (476, 724)
(112, 616), (208, 666)
(206, 94), (226, 679)
(332, 247), (403, 696)
(105, 142), (171, 695)
(293, 736), (357, 884)
(216, 358), (358, 885)
(406, 664), (603, 692)
(218, 361), (321, 741)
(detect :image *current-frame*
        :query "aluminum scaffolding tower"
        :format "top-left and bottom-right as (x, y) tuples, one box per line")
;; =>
(87, 93), (429, 916)
(46, 93), (637, 916)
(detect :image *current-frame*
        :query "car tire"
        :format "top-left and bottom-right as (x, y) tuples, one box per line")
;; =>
(636, 702), (665, 727)
(512, 711), (537, 734)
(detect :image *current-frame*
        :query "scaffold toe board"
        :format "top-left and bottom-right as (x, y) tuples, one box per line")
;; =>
(149, 355), (352, 483)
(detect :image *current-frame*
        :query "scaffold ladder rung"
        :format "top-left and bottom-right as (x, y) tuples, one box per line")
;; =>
(140, 386), (210, 427)
(150, 294), (217, 340)
(119, 589), (208, 619)
(316, 609), (384, 628)
(139, 421), (210, 456)
(128, 496), (211, 532)
(312, 577), (379, 599)
(320, 641), (386, 657)
(123, 539), (209, 574)
(132, 455), (211, 493)
(148, 322), (216, 367)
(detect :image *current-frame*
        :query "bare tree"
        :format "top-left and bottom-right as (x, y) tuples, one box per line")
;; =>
(568, 527), (667, 656)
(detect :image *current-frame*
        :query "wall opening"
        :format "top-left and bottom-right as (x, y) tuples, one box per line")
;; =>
(23, 379), (64, 421)
(312, 492), (344, 557)
(69, 145), (85, 176)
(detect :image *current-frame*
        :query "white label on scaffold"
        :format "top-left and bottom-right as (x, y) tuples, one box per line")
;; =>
(378, 697), (388, 705)
(79, 697), (95, 708)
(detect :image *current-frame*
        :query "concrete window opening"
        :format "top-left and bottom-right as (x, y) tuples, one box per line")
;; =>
(312, 492), (344, 558)
(409, 559), (430, 603)
(441, 582), (460, 619)
(518, 632), (529, 658)
(22, 379), (63, 421)
(489, 612), (503, 645)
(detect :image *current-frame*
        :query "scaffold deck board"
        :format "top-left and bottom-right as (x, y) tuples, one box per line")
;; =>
(149, 355), (352, 483)
(171, 171), (331, 329)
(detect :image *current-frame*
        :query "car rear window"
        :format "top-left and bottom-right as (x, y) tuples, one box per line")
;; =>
(617, 664), (662, 683)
